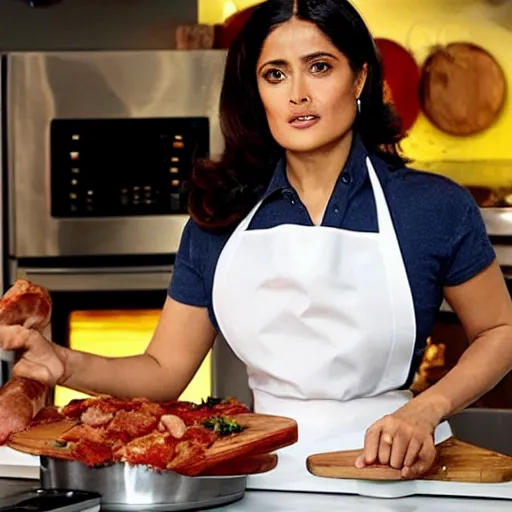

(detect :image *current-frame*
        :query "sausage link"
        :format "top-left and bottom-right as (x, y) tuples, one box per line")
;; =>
(0, 280), (52, 444)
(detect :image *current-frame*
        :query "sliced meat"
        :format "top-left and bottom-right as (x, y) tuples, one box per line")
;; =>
(116, 432), (178, 470)
(105, 410), (159, 443)
(74, 397), (163, 416)
(0, 377), (47, 444)
(183, 425), (218, 447)
(136, 399), (165, 417)
(171, 408), (214, 426)
(0, 280), (53, 444)
(159, 414), (186, 439)
(209, 397), (249, 416)
(81, 406), (114, 427)
(166, 439), (207, 473)
(61, 424), (107, 445)
(61, 399), (89, 419)
(31, 406), (63, 426)
(0, 279), (52, 330)
(71, 439), (113, 467)
(84, 397), (132, 414)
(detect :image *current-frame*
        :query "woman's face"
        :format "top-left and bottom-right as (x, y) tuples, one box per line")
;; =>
(256, 18), (367, 154)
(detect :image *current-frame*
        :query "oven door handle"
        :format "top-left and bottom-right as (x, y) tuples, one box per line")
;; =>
(15, 266), (173, 292)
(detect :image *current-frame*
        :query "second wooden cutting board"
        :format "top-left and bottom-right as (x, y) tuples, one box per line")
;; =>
(307, 437), (512, 483)
(8, 413), (296, 477)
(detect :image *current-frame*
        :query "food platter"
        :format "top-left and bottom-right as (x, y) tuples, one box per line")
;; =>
(5, 394), (297, 510)
(7, 406), (297, 476)
(0, 280), (299, 510)
(7, 399), (296, 511)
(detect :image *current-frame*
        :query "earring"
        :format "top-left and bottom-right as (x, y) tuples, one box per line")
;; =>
(356, 98), (362, 114)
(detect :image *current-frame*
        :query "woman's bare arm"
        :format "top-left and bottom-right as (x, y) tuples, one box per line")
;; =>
(409, 259), (512, 422)
(59, 297), (217, 401)
(360, 259), (512, 477)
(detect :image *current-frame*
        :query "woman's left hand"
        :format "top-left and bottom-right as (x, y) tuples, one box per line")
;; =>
(354, 405), (441, 479)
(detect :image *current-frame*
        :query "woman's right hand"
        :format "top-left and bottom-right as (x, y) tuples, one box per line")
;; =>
(0, 325), (67, 386)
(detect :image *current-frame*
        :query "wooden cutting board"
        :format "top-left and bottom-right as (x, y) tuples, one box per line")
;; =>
(8, 413), (295, 477)
(200, 452), (278, 476)
(307, 437), (512, 483)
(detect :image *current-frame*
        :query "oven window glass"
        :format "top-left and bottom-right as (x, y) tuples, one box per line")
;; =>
(49, 290), (211, 407)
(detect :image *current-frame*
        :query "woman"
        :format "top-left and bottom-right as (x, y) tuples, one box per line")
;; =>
(1, 0), (512, 493)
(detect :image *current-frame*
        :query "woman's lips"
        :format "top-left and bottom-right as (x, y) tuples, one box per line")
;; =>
(289, 115), (320, 129)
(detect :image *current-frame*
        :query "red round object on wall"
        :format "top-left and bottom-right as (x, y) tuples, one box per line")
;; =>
(217, 6), (258, 49)
(375, 38), (421, 134)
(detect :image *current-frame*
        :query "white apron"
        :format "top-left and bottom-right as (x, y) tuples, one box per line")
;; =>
(212, 157), (452, 493)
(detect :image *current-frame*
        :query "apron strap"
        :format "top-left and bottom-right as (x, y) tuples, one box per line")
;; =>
(239, 200), (264, 232)
(366, 157), (394, 237)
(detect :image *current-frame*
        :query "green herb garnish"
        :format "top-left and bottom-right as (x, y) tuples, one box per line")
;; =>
(201, 416), (245, 436)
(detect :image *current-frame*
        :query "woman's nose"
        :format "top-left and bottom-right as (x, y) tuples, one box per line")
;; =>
(289, 77), (311, 105)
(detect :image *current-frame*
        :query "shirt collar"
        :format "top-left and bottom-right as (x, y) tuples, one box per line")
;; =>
(260, 134), (371, 204)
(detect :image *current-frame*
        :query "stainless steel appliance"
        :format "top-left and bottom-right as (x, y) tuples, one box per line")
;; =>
(1, 50), (252, 408)
(6, 50), (226, 261)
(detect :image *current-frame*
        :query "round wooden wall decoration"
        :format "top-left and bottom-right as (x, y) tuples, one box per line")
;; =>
(419, 42), (507, 136)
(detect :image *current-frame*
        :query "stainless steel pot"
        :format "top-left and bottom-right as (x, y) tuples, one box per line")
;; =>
(40, 457), (247, 511)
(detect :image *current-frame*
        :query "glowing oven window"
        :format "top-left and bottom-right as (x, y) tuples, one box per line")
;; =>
(54, 309), (211, 407)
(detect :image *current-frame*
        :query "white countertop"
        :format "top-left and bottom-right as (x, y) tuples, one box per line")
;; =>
(0, 478), (510, 511)
(211, 490), (512, 512)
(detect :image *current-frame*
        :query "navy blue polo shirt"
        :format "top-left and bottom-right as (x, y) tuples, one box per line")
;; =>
(169, 137), (495, 386)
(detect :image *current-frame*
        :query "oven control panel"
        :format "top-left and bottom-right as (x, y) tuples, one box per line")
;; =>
(50, 118), (209, 217)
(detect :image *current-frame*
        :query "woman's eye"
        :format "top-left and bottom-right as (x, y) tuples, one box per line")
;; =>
(264, 69), (285, 82)
(311, 61), (331, 73)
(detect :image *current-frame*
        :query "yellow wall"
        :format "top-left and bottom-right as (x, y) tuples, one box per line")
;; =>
(198, 0), (264, 25)
(199, 0), (512, 187)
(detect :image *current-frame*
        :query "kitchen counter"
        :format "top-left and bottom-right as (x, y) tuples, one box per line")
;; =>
(209, 490), (512, 511)
(0, 478), (511, 511)
(0, 477), (36, 497)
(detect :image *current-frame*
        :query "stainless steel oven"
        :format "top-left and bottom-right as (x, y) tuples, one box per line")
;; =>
(0, 50), (252, 407)
(6, 50), (227, 260)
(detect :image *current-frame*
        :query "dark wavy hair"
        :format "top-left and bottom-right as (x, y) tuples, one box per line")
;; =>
(188, 0), (405, 231)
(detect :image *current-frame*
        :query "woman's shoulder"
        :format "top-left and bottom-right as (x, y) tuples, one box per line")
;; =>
(180, 216), (233, 248)
(377, 159), (494, 286)
(169, 218), (234, 307)
(382, 160), (478, 216)
(177, 217), (234, 269)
